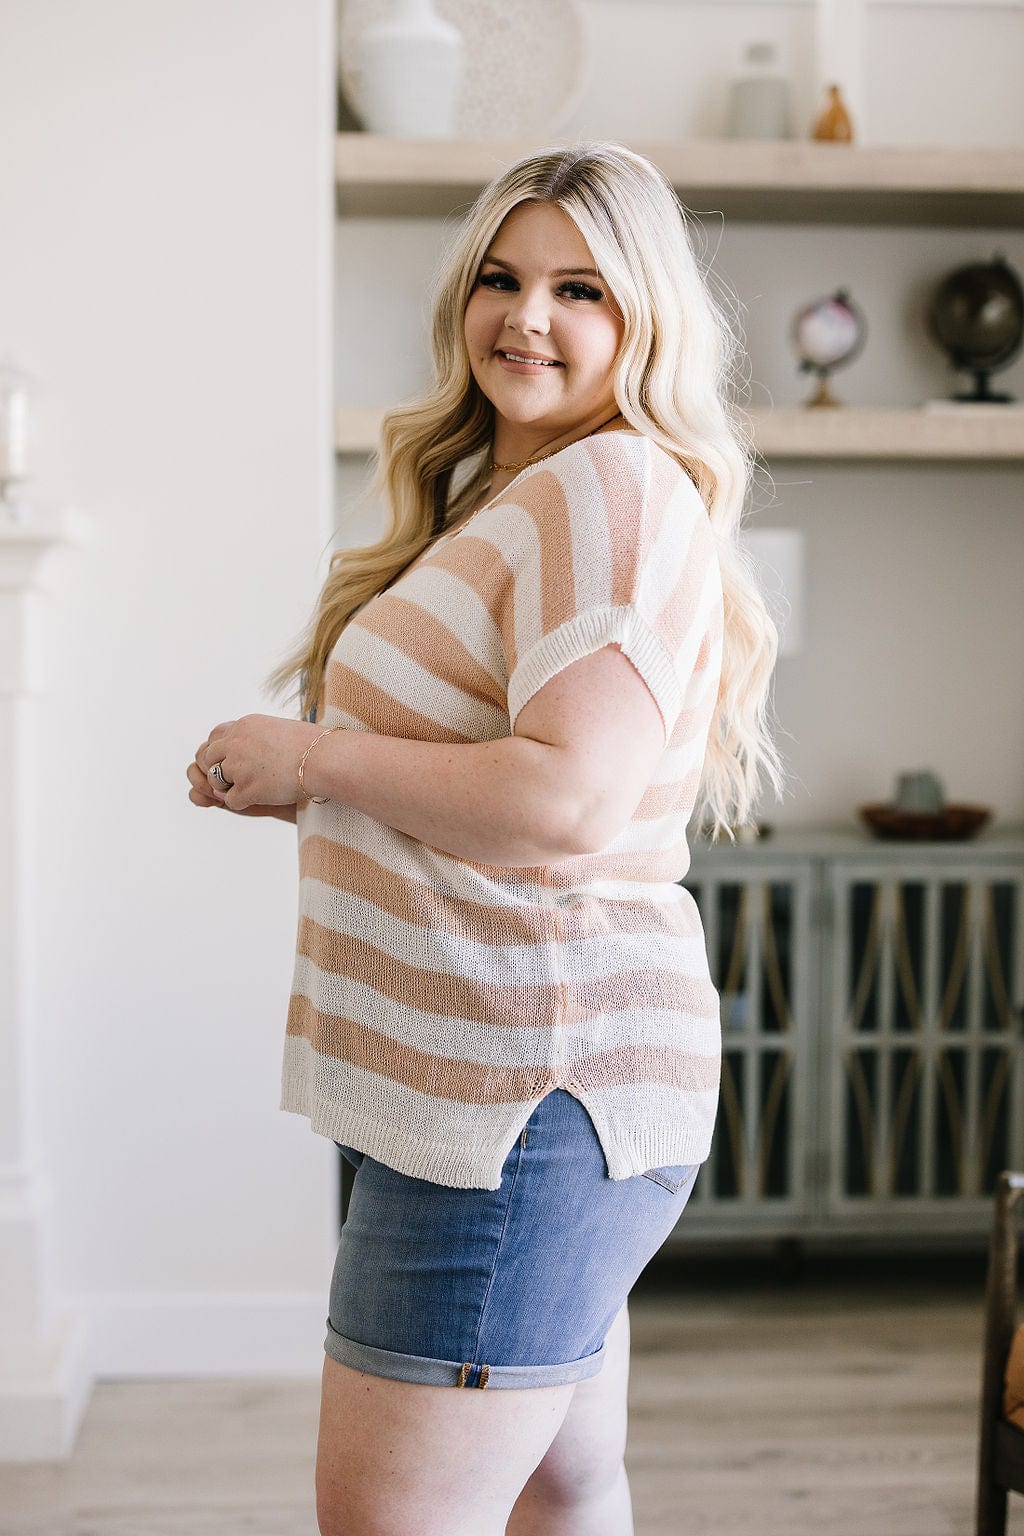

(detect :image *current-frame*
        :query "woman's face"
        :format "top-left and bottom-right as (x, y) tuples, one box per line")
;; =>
(463, 201), (624, 449)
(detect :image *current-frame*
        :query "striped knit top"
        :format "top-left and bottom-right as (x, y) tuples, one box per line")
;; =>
(280, 429), (725, 1189)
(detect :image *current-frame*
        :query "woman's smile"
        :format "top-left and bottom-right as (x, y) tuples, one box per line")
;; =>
(495, 347), (564, 374)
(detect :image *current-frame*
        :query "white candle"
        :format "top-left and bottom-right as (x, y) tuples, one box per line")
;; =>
(0, 385), (29, 480)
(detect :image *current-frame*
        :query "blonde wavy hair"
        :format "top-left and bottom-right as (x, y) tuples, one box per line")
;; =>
(269, 141), (785, 841)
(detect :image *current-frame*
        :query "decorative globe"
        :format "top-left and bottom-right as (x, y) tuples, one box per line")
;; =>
(791, 290), (867, 407)
(927, 256), (1023, 403)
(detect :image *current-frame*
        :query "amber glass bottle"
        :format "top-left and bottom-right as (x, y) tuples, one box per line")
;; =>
(813, 84), (854, 142)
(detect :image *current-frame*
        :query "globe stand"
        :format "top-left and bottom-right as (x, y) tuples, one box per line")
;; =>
(952, 367), (1015, 405)
(803, 368), (843, 408)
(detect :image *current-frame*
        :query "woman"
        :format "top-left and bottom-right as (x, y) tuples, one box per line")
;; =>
(188, 143), (783, 1536)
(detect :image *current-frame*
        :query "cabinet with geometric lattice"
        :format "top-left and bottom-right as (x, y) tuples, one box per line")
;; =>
(673, 827), (1024, 1248)
(824, 855), (1024, 1236)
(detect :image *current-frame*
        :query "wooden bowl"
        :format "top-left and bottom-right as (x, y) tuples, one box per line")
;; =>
(858, 803), (992, 841)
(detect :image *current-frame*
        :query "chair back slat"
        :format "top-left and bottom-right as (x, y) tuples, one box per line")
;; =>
(977, 1171), (1024, 1536)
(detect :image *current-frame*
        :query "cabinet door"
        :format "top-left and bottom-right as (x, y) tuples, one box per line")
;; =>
(682, 865), (814, 1231)
(826, 863), (1024, 1230)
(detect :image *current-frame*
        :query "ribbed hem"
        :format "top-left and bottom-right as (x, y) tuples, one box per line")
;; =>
(324, 1319), (607, 1389)
(281, 1044), (718, 1188)
(280, 1067), (518, 1189)
(579, 1092), (718, 1182)
(507, 606), (682, 739)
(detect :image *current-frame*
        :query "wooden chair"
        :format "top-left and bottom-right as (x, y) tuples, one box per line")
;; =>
(977, 1172), (1024, 1536)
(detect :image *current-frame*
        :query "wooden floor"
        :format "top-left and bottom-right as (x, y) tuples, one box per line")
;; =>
(1, 1249), (1019, 1536)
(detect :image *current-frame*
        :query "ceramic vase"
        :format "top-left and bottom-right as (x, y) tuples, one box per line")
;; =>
(726, 41), (793, 140)
(359, 0), (464, 139)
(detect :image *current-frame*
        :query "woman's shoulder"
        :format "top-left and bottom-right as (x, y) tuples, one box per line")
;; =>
(546, 428), (699, 490)
(542, 429), (709, 522)
(475, 430), (708, 549)
(549, 425), (655, 473)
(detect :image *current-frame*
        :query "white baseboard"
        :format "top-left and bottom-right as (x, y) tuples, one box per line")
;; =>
(1, 1293), (330, 1460)
(0, 1309), (93, 1462)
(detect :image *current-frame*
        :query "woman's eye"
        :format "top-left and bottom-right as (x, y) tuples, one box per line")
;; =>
(561, 281), (603, 302)
(476, 271), (603, 303)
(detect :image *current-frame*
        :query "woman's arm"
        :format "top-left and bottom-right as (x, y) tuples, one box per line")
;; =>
(300, 644), (667, 867)
(194, 645), (667, 864)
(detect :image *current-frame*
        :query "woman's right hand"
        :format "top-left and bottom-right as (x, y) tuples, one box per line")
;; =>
(186, 757), (297, 821)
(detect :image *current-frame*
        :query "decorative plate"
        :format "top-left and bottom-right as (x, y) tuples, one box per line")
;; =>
(338, 0), (590, 140)
(858, 803), (992, 842)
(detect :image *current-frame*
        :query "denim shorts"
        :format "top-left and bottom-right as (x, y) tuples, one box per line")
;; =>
(326, 1087), (700, 1390)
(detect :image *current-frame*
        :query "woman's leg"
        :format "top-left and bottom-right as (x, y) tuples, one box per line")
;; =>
(504, 1300), (633, 1536)
(316, 1353), (577, 1536)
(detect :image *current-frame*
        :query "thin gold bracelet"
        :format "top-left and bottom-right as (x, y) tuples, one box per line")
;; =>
(298, 725), (342, 805)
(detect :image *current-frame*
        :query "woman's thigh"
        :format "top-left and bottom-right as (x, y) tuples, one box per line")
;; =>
(511, 1298), (631, 1515)
(316, 1353), (577, 1536)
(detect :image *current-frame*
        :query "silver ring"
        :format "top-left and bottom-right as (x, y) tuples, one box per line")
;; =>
(209, 762), (231, 789)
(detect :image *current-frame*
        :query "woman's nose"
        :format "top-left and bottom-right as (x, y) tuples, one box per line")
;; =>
(504, 287), (550, 335)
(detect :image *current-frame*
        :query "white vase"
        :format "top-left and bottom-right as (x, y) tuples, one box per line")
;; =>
(359, 0), (464, 139)
(725, 40), (793, 140)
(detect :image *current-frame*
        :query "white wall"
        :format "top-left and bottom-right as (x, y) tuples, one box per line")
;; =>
(336, 0), (1024, 828)
(0, 0), (337, 1389)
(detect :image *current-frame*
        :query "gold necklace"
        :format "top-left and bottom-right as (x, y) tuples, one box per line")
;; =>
(489, 412), (624, 474)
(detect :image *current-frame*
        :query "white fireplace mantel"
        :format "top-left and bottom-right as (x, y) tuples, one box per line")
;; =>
(0, 506), (94, 1461)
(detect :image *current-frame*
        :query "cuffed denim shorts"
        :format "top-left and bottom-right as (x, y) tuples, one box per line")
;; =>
(326, 1087), (700, 1390)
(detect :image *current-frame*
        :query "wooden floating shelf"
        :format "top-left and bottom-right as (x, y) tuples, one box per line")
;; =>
(335, 134), (1024, 226)
(335, 406), (391, 456)
(748, 406), (1024, 460)
(335, 405), (1024, 463)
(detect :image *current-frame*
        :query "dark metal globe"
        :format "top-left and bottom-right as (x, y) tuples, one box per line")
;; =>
(928, 256), (1023, 402)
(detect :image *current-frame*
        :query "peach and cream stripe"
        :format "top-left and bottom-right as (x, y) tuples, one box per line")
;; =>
(353, 597), (508, 714)
(286, 960), (722, 1069)
(330, 606), (508, 727)
(289, 919), (720, 1026)
(299, 829), (712, 923)
(396, 563), (507, 671)
(296, 874), (714, 977)
(284, 999), (720, 1102)
(280, 430), (726, 1190)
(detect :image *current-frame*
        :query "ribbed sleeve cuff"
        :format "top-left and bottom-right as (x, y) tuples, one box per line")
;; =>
(507, 605), (683, 742)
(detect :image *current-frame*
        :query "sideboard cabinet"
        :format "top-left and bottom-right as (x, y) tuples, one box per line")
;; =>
(672, 826), (1024, 1249)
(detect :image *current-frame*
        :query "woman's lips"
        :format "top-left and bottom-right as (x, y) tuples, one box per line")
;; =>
(495, 349), (564, 375)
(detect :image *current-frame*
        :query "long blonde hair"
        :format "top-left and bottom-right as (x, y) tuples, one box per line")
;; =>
(268, 141), (785, 841)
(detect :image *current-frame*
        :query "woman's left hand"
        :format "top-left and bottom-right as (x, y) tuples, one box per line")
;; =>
(194, 714), (322, 811)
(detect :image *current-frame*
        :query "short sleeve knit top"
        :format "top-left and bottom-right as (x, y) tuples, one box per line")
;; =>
(280, 429), (725, 1189)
